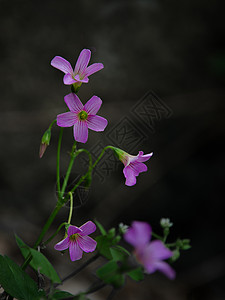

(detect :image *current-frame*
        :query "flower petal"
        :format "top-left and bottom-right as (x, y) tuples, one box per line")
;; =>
(129, 161), (147, 176)
(63, 73), (76, 85)
(86, 115), (108, 132)
(64, 93), (83, 113)
(68, 225), (82, 236)
(84, 63), (104, 77)
(54, 237), (70, 251)
(150, 261), (176, 279)
(74, 49), (91, 75)
(69, 240), (83, 261)
(146, 240), (173, 260)
(78, 235), (97, 253)
(79, 221), (96, 236)
(123, 166), (136, 186)
(57, 112), (78, 127)
(51, 56), (73, 74)
(124, 221), (152, 248)
(137, 152), (153, 163)
(84, 96), (102, 115)
(73, 121), (88, 143)
(74, 74), (89, 83)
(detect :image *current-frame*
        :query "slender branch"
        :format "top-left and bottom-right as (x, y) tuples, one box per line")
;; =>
(54, 253), (100, 288)
(86, 281), (106, 295)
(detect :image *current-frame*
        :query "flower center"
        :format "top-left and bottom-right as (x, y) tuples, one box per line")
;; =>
(70, 234), (78, 241)
(78, 110), (88, 121)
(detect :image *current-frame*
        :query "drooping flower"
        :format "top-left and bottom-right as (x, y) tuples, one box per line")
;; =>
(54, 221), (97, 261)
(51, 49), (104, 87)
(124, 221), (175, 279)
(112, 147), (153, 186)
(57, 93), (108, 143)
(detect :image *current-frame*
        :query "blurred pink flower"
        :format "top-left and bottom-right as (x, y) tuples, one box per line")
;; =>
(124, 221), (175, 279)
(51, 49), (104, 85)
(57, 93), (108, 143)
(54, 221), (97, 261)
(113, 148), (153, 186)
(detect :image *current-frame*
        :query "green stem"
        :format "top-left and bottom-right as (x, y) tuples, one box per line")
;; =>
(43, 222), (68, 246)
(60, 142), (77, 198)
(152, 232), (163, 241)
(67, 192), (73, 225)
(56, 128), (63, 195)
(49, 119), (57, 130)
(92, 146), (114, 169)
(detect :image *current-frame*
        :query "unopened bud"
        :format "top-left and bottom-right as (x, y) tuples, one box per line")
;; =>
(160, 218), (173, 229)
(39, 128), (51, 158)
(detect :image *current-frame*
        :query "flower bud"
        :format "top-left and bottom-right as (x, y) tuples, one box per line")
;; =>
(39, 128), (51, 158)
(160, 218), (173, 229)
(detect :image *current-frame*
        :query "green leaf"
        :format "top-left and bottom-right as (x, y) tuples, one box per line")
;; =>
(127, 267), (144, 281)
(95, 235), (112, 259)
(110, 246), (129, 262)
(95, 220), (107, 235)
(50, 290), (74, 299)
(0, 255), (45, 300)
(96, 261), (125, 289)
(114, 245), (130, 256)
(16, 235), (61, 283)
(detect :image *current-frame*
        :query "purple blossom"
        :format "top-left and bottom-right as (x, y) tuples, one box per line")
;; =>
(57, 93), (108, 143)
(124, 221), (175, 279)
(54, 221), (97, 261)
(113, 148), (153, 186)
(51, 49), (104, 85)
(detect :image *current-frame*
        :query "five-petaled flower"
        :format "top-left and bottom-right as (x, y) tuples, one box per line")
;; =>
(112, 148), (153, 186)
(124, 221), (175, 279)
(57, 93), (108, 143)
(51, 49), (104, 86)
(54, 221), (97, 261)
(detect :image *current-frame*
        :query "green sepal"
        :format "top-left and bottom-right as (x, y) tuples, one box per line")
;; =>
(0, 255), (45, 300)
(15, 235), (61, 283)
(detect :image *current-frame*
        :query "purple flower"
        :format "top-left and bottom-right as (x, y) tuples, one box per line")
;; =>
(54, 221), (97, 261)
(57, 93), (108, 143)
(124, 221), (175, 279)
(51, 49), (104, 85)
(113, 148), (153, 186)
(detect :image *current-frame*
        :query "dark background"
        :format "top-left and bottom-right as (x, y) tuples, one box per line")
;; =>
(0, 0), (224, 299)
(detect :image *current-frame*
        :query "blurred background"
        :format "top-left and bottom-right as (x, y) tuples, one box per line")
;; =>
(0, 0), (224, 299)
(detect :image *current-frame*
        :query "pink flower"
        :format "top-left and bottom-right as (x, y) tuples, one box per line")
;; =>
(57, 93), (108, 143)
(124, 221), (175, 279)
(113, 148), (153, 186)
(54, 221), (97, 261)
(51, 49), (104, 85)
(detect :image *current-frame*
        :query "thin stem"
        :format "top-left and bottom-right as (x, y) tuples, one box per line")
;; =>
(56, 128), (63, 195)
(92, 146), (114, 169)
(86, 281), (106, 295)
(67, 192), (73, 225)
(43, 222), (68, 246)
(152, 232), (163, 241)
(49, 119), (57, 129)
(107, 288), (117, 300)
(60, 142), (77, 198)
(54, 253), (99, 288)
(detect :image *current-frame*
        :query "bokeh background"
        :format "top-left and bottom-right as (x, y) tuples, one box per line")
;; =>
(0, 0), (224, 299)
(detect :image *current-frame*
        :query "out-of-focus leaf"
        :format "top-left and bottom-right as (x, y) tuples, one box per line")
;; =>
(95, 220), (106, 235)
(127, 267), (144, 281)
